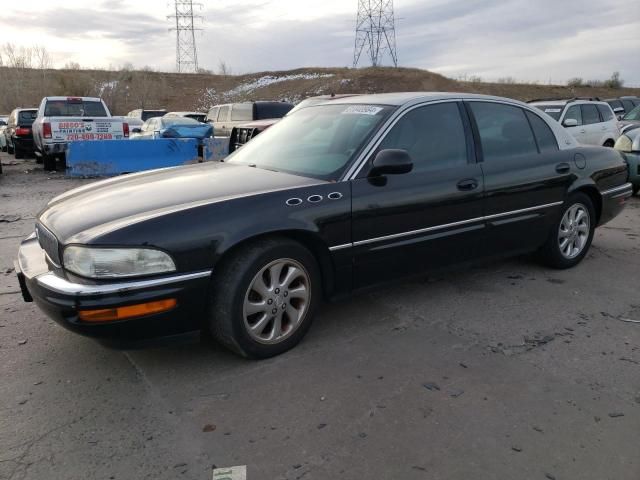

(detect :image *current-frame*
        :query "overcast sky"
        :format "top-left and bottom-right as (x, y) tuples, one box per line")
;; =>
(1, 0), (638, 85)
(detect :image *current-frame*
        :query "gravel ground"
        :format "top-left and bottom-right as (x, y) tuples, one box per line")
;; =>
(1, 153), (639, 480)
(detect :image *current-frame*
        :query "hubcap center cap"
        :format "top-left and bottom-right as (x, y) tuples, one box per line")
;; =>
(274, 295), (284, 307)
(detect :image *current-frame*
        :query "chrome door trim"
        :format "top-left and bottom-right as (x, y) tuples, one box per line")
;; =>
(600, 183), (632, 196)
(328, 201), (563, 251)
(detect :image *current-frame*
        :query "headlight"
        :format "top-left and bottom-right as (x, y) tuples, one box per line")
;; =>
(63, 246), (176, 279)
(614, 135), (632, 153)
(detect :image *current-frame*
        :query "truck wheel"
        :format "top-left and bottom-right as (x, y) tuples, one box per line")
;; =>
(7, 144), (14, 155)
(537, 192), (595, 269)
(209, 237), (321, 359)
(14, 147), (24, 159)
(633, 185), (639, 196)
(43, 155), (56, 171)
(35, 154), (43, 164)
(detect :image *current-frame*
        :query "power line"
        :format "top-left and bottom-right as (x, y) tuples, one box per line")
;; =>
(353, 0), (398, 68)
(168, 0), (202, 73)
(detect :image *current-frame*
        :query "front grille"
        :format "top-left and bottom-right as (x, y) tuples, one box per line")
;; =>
(36, 223), (61, 266)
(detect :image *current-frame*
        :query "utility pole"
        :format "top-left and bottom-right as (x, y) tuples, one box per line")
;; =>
(168, 0), (202, 73)
(353, 0), (398, 68)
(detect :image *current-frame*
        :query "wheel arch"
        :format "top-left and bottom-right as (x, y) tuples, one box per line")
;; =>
(569, 184), (602, 224)
(214, 229), (337, 300)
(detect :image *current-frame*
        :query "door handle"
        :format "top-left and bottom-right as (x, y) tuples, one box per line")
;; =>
(457, 178), (478, 191)
(556, 163), (571, 174)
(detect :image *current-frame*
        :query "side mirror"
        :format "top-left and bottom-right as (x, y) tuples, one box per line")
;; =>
(131, 128), (141, 133)
(562, 118), (578, 128)
(369, 149), (413, 177)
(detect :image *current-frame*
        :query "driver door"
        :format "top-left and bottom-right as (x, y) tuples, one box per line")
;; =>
(350, 101), (485, 288)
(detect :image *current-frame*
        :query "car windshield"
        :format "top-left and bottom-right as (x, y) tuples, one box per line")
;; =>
(162, 117), (199, 126)
(623, 105), (640, 121)
(533, 105), (563, 121)
(44, 100), (108, 117)
(226, 104), (394, 181)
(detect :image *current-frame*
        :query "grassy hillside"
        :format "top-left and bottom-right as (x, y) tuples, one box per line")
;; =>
(1, 66), (638, 116)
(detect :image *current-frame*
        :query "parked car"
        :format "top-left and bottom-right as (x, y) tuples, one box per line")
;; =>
(529, 98), (620, 146)
(605, 97), (640, 119)
(0, 115), (8, 152)
(164, 111), (207, 123)
(15, 92), (632, 358)
(4, 108), (38, 159)
(205, 101), (293, 137)
(126, 109), (168, 122)
(131, 116), (213, 141)
(614, 127), (640, 195)
(229, 95), (360, 153)
(32, 96), (130, 171)
(617, 105), (640, 134)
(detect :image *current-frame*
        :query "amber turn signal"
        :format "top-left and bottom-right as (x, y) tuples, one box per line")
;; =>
(78, 299), (177, 323)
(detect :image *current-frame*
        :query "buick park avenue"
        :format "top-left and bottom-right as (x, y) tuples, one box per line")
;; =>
(15, 93), (632, 358)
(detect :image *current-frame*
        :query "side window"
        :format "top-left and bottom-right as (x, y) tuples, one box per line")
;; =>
(525, 111), (558, 153)
(596, 104), (614, 122)
(469, 102), (538, 162)
(378, 102), (468, 172)
(581, 104), (600, 125)
(563, 105), (582, 126)
(231, 103), (253, 121)
(217, 106), (230, 122)
(621, 99), (635, 113)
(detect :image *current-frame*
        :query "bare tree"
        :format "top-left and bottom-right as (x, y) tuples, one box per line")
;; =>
(217, 60), (232, 77)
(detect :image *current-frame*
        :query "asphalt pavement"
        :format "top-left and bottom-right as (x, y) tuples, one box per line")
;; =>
(1, 152), (639, 480)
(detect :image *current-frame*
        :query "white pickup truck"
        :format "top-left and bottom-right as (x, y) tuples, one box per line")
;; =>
(32, 96), (129, 171)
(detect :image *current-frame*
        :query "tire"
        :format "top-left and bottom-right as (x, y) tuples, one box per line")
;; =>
(43, 154), (56, 171)
(538, 192), (596, 269)
(603, 140), (614, 148)
(633, 185), (639, 196)
(35, 155), (43, 164)
(14, 147), (23, 159)
(209, 237), (321, 359)
(7, 144), (14, 155)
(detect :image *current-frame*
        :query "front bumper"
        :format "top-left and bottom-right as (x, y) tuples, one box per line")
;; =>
(16, 236), (211, 346)
(599, 182), (634, 225)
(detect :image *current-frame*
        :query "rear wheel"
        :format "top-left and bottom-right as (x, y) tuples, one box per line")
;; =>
(7, 143), (14, 155)
(537, 192), (595, 269)
(14, 147), (23, 159)
(43, 154), (56, 171)
(209, 237), (320, 359)
(633, 185), (639, 196)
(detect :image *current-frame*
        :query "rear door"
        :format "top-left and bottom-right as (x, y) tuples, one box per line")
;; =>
(351, 101), (485, 287)
(580, 103), (603, 146)
(466, 101), (572, 254)
(596, 104), (619, 142)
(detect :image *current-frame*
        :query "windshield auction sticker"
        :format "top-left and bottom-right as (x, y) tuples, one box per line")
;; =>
(544, 108), (562, 113)
(341, 105), (384, 115)
(213, 465), (247, 480)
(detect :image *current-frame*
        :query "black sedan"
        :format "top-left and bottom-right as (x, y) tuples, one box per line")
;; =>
(15, 93), (632, 358)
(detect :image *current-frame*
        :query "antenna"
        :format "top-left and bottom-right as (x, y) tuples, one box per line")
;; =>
(353, 0), (398, 68)
(168, 0), (202, 73)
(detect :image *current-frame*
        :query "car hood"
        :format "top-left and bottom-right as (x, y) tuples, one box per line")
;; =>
(39, 162), (324, 244)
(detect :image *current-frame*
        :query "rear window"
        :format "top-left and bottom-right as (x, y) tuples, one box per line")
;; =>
(231, 104), (253, 121)
(141, 110), (167, 121)
(44, 100), (108, 117)
(533, 105), (563, 121)
(525, 111), (558, 153)
(255, 102), (294, 120)
(18, 110), (37, 125)
(596, 104), (614, 122)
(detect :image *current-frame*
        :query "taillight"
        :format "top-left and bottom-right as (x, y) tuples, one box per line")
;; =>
(43, 122), (52, 139)
(123, 122), (129, 138)
(15, 127), (31, 136)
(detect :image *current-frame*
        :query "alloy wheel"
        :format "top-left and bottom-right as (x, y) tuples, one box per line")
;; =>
(558, 203), (590, 259)
(242, 258), (311, 344)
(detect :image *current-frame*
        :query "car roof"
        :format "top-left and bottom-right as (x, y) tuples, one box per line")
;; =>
(165, 111), (206, 116)
(44, 96), (103, 102)
(528, 99), (609, 107)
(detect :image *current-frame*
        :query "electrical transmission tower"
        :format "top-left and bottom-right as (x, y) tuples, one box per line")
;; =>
(168, 0), (202, 73)
(353, 0), (398, 68)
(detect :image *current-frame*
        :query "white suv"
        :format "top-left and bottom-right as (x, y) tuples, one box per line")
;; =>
(529, 98), (620, 147)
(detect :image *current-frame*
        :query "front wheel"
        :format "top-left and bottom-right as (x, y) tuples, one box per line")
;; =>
(537, 192), (595, 269)
(209, 237), (320, 359)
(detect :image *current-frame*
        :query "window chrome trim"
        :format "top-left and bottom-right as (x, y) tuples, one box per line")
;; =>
(600, 183), (632, 196)
(35, 270), (212, 296)
(328, 201), (563, 251)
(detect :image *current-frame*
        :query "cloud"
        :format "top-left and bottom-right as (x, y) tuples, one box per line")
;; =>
(0, 0), (637, 85)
